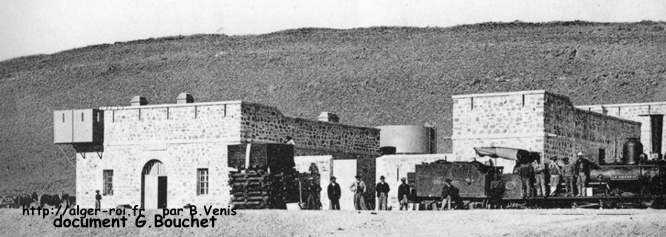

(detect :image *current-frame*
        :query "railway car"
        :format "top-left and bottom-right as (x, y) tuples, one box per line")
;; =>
(408, 143), (666, 209)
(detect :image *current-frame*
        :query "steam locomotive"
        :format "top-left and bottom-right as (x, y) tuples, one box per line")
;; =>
(408, 140), (666, 209)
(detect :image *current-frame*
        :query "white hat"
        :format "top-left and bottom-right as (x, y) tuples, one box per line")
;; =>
(577, 152), (584, 156)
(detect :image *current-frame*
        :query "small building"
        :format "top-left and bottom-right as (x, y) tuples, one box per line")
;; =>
(54, 94), (379, 209)
(451, 90), (642, 171)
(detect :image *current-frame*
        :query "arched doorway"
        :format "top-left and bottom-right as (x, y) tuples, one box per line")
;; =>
(141, 160), (167, 209)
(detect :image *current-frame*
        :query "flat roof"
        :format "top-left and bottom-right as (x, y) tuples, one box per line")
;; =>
(451, 90), (547, 99)
(577, 101), (666, 108)
(98, 100), (243, 110)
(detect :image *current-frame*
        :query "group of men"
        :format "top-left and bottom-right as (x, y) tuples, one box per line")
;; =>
(326, 175), (418, 210)
(515, 152), (592, 198)
(324, 152), (594, 210)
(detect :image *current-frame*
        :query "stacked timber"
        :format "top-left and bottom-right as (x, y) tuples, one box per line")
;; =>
(227, 143), (299, 209)
(229, 168), (299, 209)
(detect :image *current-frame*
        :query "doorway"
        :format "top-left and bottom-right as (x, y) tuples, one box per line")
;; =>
(158, 176), (167, 208)
(142, 160), (167, 209)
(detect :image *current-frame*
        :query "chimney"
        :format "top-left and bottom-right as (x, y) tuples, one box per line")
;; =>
(130, 96), (148, 106)
(176, 92), (194, 104)
(318, 112), (339, 123)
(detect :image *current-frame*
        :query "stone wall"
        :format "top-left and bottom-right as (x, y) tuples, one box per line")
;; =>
(576, 102), (666, 156)
(545, 93), (641, 163)
(78, 101), (243, 208)
(104, 102), (243, 144)
(451, 90), (546, 171)
(240, 102), (380, 155)
(450, 90), (641, 171)
(76, 100), (379, 209)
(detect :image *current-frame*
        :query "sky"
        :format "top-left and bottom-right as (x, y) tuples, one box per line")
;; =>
(1, 0), (665, 60)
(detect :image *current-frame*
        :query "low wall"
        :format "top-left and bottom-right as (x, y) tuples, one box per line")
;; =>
(375, 154), (452, 209)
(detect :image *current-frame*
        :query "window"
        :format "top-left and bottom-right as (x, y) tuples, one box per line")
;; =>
(103, 170), (113, 195)
(197, 169), (209, 195)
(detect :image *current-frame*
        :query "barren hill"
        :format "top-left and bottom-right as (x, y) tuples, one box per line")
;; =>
(1, 21), (665, 195)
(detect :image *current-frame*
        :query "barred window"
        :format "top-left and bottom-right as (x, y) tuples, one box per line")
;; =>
(197, 168), (209, 195)
(103, 170), (113, 195)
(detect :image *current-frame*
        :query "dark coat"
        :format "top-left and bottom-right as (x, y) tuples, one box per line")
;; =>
(376, 182), (390, 197)
(307, 182), (321, 196)
(441, 185), (452, 198)
(409, 187), (417, 202)
(517, 164), (534, 178)
(327, 182), (341, 200)
(398, 183), (410, 200)
(576, 158), (591, 175)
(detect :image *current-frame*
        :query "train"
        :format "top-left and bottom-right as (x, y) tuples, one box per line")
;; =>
(407, 140), (666, 209)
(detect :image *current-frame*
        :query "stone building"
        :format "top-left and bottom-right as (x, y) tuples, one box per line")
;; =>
(54, 94), (379, 209)
(451, 90), (641, 171)
(576, 102), (666, 157)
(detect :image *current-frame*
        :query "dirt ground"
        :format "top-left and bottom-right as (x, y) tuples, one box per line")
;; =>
(0, 208), (665, 237)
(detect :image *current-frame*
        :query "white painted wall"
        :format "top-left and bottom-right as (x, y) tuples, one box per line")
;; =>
(332, 159), (357, 210)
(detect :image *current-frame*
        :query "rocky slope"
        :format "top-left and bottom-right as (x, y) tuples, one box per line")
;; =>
(1, 21), (665, 195)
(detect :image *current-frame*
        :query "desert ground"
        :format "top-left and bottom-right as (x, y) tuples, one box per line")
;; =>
(0, 208), (665, 237)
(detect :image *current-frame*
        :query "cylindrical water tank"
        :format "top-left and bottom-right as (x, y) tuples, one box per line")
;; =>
(377, 125), (436, 154)
(622, 138), (643, 165)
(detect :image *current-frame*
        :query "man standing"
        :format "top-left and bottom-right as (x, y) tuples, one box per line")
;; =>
(576, 152), (590, 197)
(532, 159), (546, 197)
(398, 177), (410, 211)
(327, 176), (341, 210)
(350, 175), (367, 210)
(547, 156), (562, 196)
(305, 178), (321, 210)
(95, 190), (102, 209)
(409, 184), (418, 210)
(441, 179), (453, 210)
(517, 164), (534, 198)
(376, 176), (390, 210)
(561, 157), (576, 197)
(488, 172), (504, 208)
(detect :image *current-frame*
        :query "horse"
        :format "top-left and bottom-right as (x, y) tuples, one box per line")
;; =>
(60, 193), (76, 208)
(39, 194), (62, 208)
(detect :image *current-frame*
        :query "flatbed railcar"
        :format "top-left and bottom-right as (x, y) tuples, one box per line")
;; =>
(407, 146), (666, 209)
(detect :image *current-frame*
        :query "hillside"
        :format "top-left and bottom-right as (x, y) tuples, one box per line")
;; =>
(1, 21), (665, 195)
